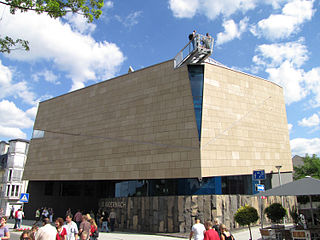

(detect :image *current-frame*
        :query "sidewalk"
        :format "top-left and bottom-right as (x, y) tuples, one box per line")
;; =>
(6, 219), (266, 240)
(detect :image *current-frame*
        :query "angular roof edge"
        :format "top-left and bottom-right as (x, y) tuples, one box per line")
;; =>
(204, 58), (283, 89)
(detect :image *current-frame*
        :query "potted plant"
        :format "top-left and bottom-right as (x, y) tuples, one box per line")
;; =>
(234, 205), (259, 240)
(264, 203), (287, 227)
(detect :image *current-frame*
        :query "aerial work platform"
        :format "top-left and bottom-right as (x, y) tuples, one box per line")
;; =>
(174, 33), (214, 68)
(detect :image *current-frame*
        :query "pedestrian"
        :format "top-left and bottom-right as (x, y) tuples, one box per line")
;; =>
(213, 218), (221, 237)
(189, 217), (206, 240)
(74, 209), (82, 230)
(14, 208), (19, 229)
(17, 208), (25, 229)
(20, 230), (33, 240)
(66, 208), (72, 217)
(79, 215), (91, 240)
(55, 217), (67, 240)
(41, 207), (48, 219)
(0, 216), (10, 240)
(9, 207), (14, 219)
(204, 220), (220, 240)
(220, 224), (235, 240)
(109, 209), (116, 232)
(100, 211), (109, 232)
(49, 208), (54, 222)
(64, 214), (78, 240)
(35, 217), (57, 240)
(35, 208), (40, 225)
(30, 225), (39, 239)
(89, 218), (99, 240)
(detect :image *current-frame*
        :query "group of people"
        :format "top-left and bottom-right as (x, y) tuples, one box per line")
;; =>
(34, 207), (54, 224)
(189, 30), (213, 50)
(19, 213), (99, 240)
(189, 217), (235, 240)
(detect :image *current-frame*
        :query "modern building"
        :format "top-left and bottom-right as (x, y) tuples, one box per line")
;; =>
(24, 37), (293, 226)
(0, 139), (29, 216)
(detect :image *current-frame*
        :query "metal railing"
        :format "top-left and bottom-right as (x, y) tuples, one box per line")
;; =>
(174, 33), (214, 68)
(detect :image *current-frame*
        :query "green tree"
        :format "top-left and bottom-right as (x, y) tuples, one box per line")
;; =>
(234, 205), (259, 240)
(264, 203), (287, 224)
(0, 0), (104, 53)
(294, 154), (320, 180)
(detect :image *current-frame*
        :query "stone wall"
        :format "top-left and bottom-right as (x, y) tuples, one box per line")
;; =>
(99, 195), (296, 233)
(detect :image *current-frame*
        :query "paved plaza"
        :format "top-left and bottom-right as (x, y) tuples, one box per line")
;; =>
(7, 219), (265, 240)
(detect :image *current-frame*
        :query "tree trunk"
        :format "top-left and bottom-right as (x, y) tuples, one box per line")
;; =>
(248, 224), (252, 240)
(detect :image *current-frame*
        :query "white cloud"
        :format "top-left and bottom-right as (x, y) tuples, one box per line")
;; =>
(253, 38), (308, 68)
(115, 11), (143, 28)
(0, 100), (34, 129)
(298, 113), (320, 127)
(105, 1), (114, 9)
(0, 100), (35, 139)
(216, 17), (249, 46)
(168, 0), (199, 18)
(290, 138), (320, 156)
(1, 9), (125, 91)
(288, 123), (293, 133)
(32, 70), (60, 85)
(266, 61), (307, 104)
(251, 0), (315, 40)
(169, 0), (256, 20)
(0, 60), (37, 105)
(0, 126), (27, 139)
(253, 39), (320, 106)
(64, 13), (96, 34)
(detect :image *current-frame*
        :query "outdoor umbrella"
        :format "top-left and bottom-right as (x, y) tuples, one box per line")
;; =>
(256, 176), (320, 225)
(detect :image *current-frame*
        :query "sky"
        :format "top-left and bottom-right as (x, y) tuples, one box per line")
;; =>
(0, 0), (319, 157)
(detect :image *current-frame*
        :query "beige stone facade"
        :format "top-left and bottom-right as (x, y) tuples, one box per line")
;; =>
(24, 59), (292, 181)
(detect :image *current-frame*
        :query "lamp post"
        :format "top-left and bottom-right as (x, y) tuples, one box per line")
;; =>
(276, 165), (285, 224)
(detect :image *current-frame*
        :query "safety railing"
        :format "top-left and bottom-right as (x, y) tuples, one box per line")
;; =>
(174, 33), (214, 68)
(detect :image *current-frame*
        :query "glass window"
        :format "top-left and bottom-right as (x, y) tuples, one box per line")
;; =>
(188, 65), (204, 141)
(15, 185), (19, 197)
(11, 184), (15, 196)
(8, 169), (12, 181)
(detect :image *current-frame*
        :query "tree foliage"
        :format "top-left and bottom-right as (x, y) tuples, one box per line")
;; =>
(0, 0), (104, 53)
(234, 205), (259, 240)
(264, 203), (287, 224)
(294, 154), (320, 180)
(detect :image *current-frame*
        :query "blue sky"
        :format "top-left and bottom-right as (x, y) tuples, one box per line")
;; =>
(0, 0), (319, 156)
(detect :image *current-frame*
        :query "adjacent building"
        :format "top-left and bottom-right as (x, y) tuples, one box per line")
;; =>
(0, 139), (29, 216)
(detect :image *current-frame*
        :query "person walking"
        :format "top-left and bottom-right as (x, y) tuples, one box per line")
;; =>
(79, 215), (91, 240)
(108, 209), (116, 232)
(213, 218), (221, 237)
(35, 208), (41, 225)
(204, 220), (220, 240)
(35, 218), (57, 240)
(17, 208), (25, 229)
(189, 217), (206, 240)
(89, 218), (99, 240)
(220, 224), (235, 240)
(100, 211), (109, 232)
(64, 214), (78, 240)
(0, 216), (10, 240)
(74, 210), (82, 230)
(55, 217), (67, 240)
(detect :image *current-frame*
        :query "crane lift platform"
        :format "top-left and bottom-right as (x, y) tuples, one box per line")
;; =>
(174, 33), (214, 68)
